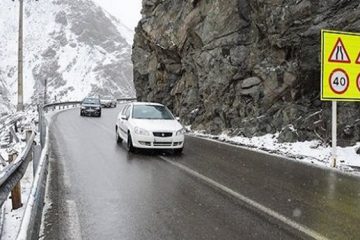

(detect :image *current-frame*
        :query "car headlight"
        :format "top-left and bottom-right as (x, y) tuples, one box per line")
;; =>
(134, 127), (150, 136)
(176, 128), (186, 136)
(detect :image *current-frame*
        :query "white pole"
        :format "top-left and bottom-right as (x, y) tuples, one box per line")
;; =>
(17, 0), (24, 111)
(331, 101), (337, 167)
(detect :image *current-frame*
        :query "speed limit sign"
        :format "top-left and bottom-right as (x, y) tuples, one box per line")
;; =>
(329, 68), (349, 94)
(321, 30), (360, 100)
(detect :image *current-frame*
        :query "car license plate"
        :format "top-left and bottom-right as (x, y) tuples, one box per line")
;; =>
(154, 137), (170, 142)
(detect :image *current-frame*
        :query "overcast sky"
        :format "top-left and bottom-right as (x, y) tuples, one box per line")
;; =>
(92, 0), (142, 30)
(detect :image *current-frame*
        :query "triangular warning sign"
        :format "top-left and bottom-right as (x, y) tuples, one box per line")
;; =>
(328, 38), (351, 63)
(356, 52), (360, 64)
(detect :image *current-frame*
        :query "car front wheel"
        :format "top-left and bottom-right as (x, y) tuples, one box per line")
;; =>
(116, 127), (122, 143)
(127, 133), (135, 153)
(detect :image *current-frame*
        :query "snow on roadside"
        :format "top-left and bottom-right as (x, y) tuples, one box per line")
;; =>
(191, 130), (360, 176)
(0, 108), (38, 169)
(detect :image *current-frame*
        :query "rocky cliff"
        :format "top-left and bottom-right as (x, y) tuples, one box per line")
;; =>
(132, 0), (360, 145)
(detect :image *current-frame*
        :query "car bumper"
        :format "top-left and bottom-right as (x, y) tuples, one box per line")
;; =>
(81, 109), (101, 116)
(132, 134), (184, 149)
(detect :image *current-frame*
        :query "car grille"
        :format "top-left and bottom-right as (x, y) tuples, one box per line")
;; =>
(83, 106), (96, 110)
(153, 132), (172, 137)
(153, 142), (172, 146)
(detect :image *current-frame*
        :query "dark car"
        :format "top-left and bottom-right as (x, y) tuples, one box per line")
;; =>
(80, 97), (102, 117)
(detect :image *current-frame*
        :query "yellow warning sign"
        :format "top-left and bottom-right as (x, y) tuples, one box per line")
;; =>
(321, 30), (360, 101)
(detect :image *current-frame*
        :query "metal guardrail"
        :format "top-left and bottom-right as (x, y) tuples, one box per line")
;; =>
(0, 131), (35, 207)
(43, 101), (81, 112)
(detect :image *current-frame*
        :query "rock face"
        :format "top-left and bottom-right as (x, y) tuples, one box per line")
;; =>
(132, 0), (360, 145)
(0, 0), (135, 113)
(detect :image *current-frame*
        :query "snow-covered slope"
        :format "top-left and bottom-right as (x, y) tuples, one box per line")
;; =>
(0, 0), (135, 113)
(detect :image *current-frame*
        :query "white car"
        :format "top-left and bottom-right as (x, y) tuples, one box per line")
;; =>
(115, 102), (185, 154)
(100, 96), (117, 108)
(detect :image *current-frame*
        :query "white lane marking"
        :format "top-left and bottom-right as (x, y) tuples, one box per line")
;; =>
(160, 156), (329, 240)
(66, 200), (83, 240)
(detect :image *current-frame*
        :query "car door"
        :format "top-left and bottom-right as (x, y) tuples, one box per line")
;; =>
(118, 104), (132, 140)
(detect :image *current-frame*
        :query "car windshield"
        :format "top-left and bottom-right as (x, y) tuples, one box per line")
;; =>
(83, 98), (100, 105)
(132, 105), (174, 120)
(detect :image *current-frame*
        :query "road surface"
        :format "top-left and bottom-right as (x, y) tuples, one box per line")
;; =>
(40, 107), (360, 240)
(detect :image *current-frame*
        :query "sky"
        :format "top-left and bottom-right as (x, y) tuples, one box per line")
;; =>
(92, 0), (142, 30)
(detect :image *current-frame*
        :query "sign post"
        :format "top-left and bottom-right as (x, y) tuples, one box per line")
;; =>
(331, 101), (337, 167)
(321, 30), (360, 167)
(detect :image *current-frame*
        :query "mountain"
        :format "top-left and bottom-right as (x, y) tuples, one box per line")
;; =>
(133, 0), (360, 146)
(0, 0), (135, 114)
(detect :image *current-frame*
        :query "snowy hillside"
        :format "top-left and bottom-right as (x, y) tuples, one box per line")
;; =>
(0, 0), (135, 114)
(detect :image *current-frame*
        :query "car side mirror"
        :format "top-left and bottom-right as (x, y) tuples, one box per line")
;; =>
(121, 115), (128, 120)
(176, 117), (180, 121)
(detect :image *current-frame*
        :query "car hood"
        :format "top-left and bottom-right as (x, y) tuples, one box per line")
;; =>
(131, 119), (183, 132)
(82, 104), (100, 107)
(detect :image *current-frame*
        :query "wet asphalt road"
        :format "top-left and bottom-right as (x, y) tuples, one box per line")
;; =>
(41, 107), (360, 240)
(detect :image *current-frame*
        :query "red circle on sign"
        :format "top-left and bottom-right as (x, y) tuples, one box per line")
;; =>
(329, 68), (349, 94)
(357, 73), (360, 92)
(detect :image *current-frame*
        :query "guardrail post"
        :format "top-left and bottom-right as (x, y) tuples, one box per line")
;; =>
(26, 130), (32, 149)
(14, 121), (18, 133)
(9, 152), (22, 210)
(25, 130), (34, 164)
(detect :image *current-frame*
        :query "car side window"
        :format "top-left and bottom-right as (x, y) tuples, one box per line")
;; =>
(122, 105), (129, 115)
(125, 105), (131, 119)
